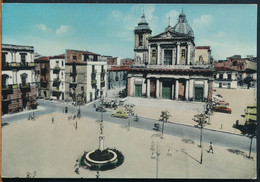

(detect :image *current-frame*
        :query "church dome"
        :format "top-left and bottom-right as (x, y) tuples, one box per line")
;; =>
(172, 10), (194, 38)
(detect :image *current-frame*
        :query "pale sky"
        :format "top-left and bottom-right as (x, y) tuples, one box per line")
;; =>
(2, 3), (257, 60)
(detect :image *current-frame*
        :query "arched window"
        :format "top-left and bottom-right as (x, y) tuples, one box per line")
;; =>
(2, 74), (9, 87)
(21, 73), (28, 85)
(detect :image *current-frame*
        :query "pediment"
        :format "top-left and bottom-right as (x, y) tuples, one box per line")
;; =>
(150, 31), (178, 39)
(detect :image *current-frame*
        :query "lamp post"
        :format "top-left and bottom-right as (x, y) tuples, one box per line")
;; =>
(193, 113), (207, 164)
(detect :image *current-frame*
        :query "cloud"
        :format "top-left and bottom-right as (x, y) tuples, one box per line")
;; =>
(56, 25), (73, 36)
(112, 10), (122, 20)
(34, 24), (51, 33)
(193, 15), (213, 26)
(197, 38), (256, 60)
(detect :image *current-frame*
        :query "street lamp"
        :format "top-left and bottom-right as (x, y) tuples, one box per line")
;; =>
(124, 104), (135, 131)
(193, 113), (208, 164)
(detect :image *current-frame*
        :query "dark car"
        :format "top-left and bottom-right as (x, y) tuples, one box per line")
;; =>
(96, 106), (106, 112)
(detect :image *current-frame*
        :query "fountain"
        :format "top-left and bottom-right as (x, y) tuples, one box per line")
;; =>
(81, 121), (124, 171)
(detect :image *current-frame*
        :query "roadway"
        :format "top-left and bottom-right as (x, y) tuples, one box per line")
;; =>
(2, 99), (256, 153)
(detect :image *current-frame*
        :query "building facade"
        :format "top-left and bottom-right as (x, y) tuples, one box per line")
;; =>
(65, 50), (107, 104)
(127, 11), (213, 102)
(49, 55), (66, 100)
(35, 56), (51, 98)
(2, 44), (37, 115)
(214, 55), (257, 89)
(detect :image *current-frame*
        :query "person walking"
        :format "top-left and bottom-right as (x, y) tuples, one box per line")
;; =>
(208, 142), (214, 154)
(52, 117), (54, 124)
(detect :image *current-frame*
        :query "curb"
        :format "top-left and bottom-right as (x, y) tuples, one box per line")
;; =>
(137, 115), (243, 137)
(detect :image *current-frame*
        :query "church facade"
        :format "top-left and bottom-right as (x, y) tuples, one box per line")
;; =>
(127, 11), (213, 102)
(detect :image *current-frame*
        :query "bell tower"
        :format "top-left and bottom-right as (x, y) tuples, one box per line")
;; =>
(134, 10), (152, 64)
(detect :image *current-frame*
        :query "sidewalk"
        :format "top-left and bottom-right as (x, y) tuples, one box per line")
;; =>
(119, 88), (256, 135)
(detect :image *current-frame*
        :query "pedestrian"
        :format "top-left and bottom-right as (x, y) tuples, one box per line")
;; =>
(75, 120), (78, 130)
(52, 117), (54, 124)
(208, 142), (214, 154)
(96, 171), (100, 178)
(94, 103), (96, 108)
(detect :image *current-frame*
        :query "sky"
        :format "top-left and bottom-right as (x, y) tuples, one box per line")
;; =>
(2, 3), (257, 60)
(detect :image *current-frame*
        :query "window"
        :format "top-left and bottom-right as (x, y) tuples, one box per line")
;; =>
(101, 65), (104, 72)
(164, 50), (172, 65)
(61, 72), (64, 79)
(92, 65), (95, 72)
(214, 74), (216, 79)
(62, 61), (64, 66)
(228, 74), (232, 80)
(2, 53), (6, 66)
(2, 74), (9, 87)
(219, 74), (223, 80)
(219, 83), (222, 88)
(81, 86), (84, 91)
(233, 61), (237, 66)
(152, 50), (156, 58)
(56, 61), (59, 67)
(21, 73), (28, 85)
(84, 54), (88, 61)
(93, 55), (98, 61)
(73, 56), (77, 60)
(139, 34), (143, 46)
(181, 49), (186, 59)
(20, 53), (26, 65)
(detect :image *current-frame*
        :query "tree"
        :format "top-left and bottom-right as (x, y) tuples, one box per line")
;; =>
(243, 75), (254, 89)
(193, 113), (208, 164)
(159, 111), (172, 138)
(124, 104), (135, 131)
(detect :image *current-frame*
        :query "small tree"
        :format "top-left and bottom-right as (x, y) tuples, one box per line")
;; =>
(243, 75), (254, 89)
(124, 104), (135, 131)
(159, 111), (172, 138)
(193, 113), (208, 164)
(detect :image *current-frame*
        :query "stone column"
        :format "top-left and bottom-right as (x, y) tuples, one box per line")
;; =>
(204, 80), (208, 99)
(148, 44), (151, 64)
(185, 80), (189, 100)
(172, 48), (175, 65)
(189, 79), (194, 99)
(130, 77), (134, 96)
(147, 78), (150, 98)
(157, 43), (161, 65)
(177, 42), (180, 65)
(175, 79), (179, 100)
(156, 79), (160, 98)
(187, 43), (191, 65)
(161, 49), (164, 65)
(99, 135), (105, 151)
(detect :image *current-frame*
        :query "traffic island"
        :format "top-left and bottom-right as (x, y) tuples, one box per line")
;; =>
(80, 148), (124, 171)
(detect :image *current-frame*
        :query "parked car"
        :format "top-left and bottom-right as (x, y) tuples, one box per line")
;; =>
(111, 110), (128, 119)
(214, 105), (232, 114)
(96, 106), (106, 112)
(215, 100), (229, 106)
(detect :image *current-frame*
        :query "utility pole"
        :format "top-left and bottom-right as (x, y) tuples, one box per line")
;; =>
(155, 141), (160, 178)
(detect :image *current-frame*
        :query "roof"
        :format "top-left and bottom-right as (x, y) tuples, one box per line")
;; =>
(66, 49), (100, 56)
(196, 46), (211, 50)
(109, 66), (130, 71)
(135, 11), (151, 31)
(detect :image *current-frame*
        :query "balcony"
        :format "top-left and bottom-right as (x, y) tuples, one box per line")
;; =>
(2, 85), (13, 94)
(101, 80), (105, 87)
(53, 66), (61, 74)
(53, 78), (61, 83)
(69, 82), (77, 88)
(20, 83), (31, 91)
(91, 79), (97, 85)
(53, 87), (61, 92)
